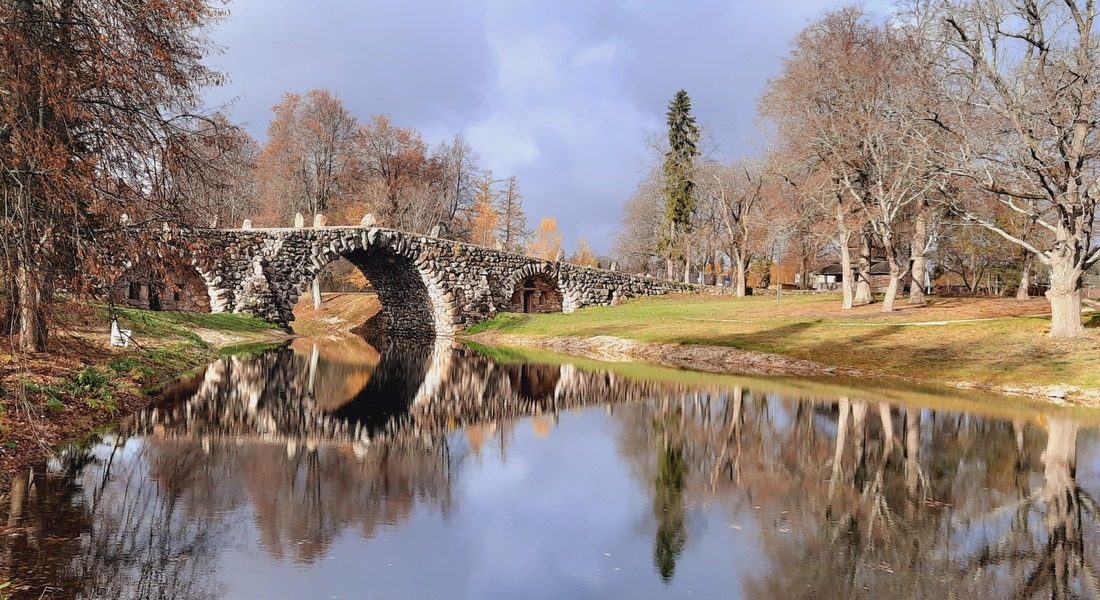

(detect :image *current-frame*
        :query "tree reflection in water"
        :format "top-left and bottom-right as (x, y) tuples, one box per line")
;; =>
(651, 401), (688, 582)
(614, 391), (1100, 598)
(0, 338), (1098, 599)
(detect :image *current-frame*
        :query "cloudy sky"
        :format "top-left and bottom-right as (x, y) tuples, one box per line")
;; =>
(203, 0), (894, 254)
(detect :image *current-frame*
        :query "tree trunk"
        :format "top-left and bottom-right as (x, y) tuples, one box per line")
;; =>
(1046, 286), (1083, 338)
(1041, 417), (1079, 592)
(1016, 254), (1033, 301)
(831, 397), (850, 485)
(14, 263), (48, 352)
(666, 221), (677, 281)
(839, 232), (854, 309)
(682, 238), (692, 284)
(854, 229), (873, 305)
(878, 403), (894, 450)
(734, 248), (747, 298)
(882, 268), (900, 312)
(908, 208), (928, 305)
(880, 229), (906, 312)
(312, 277), (322, 311)
(799, 250), (811, 290)
(904, 408), (920, 515)
(1046, 246), (1084, 338)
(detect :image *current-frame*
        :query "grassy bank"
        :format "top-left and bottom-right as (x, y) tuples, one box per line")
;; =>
(465, 293), (1100, 395)
(0, 300), (287, 474)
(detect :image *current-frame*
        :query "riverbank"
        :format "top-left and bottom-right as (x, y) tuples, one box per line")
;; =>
(0, 299), (288, 475)
(464, 293), (1100, 406)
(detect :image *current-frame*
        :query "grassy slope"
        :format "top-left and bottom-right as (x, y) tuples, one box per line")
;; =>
(0, 301), (286, 473)
(466, 293), (1100, 390)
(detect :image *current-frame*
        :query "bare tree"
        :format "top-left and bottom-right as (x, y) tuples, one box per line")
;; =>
(433, 133), (480, 235)
(495, 175), (528, 252)
(695, 158), (767, 297)
(256, 90), (358, 223)
(760, 8), (883, 309)
(159, 114), (259, 228)
(763, 7), (947, 311)
(614, 169), (666, 275)
(915, 0), (1100, 336)
(353, 114), (441, 232)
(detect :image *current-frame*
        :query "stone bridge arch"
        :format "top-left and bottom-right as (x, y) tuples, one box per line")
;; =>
(275, 230), (459, 337)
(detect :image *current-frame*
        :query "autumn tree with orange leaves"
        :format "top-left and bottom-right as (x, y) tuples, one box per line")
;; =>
(527, 218), (563, 260)
(1, 0), (228, 351)
(569, 239), (600, 268)
(467, 172), (501, 247)
(256, 90), (358, 224)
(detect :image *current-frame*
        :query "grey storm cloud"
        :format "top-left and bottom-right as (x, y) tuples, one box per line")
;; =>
(204, 0), (895, 254)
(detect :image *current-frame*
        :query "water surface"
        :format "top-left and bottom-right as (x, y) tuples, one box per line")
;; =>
(2, 337), (1099, 599)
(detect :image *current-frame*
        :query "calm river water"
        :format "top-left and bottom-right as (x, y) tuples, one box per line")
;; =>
(2, 336), (1099, 599)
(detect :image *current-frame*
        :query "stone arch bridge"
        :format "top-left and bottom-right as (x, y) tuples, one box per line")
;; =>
(153, 226), (691, 336)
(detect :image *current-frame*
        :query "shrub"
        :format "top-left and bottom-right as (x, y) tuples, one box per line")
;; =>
(67, 367), (116, 411)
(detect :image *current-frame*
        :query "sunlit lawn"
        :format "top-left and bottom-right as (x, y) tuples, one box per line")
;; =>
(468, 292), (1100, 389)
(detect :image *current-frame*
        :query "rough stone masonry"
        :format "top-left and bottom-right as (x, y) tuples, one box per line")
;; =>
(158, 226), (692, 337)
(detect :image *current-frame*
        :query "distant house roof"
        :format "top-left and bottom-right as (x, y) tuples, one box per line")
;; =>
(869, 260), (892, 275)
(813, 260), (893, 276)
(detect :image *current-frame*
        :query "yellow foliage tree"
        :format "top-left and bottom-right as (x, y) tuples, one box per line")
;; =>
(570, 238), (600, 268)
(526, 217), (563, 260)
(468, 176), (500, 247)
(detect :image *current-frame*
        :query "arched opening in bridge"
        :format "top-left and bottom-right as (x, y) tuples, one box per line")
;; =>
(292, 246), (440, 338)
(292, 256), (381, 329)
(509, 274), (562, 314)
(109, 261), (211, 313)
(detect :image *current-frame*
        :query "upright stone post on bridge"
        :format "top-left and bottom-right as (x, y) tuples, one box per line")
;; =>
(242, 219), (252, 229)
(310, 213), (326, 310)
(361, 213), (376, 227)
(294, 212), (305, 228)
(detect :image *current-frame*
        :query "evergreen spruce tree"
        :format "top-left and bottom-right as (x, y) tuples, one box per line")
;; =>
(660, 90), (700, 282)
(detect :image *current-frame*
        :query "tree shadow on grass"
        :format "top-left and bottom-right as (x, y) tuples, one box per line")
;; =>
(695, 320), (823, 351)
(1085, 312), (1100, 328)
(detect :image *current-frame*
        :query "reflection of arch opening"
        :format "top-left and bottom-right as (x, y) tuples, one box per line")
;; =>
(290, 245), (445, 338)
(110, 260), (212, 312)
(508, 274), (563, 314)
(505, 363), (561, 402)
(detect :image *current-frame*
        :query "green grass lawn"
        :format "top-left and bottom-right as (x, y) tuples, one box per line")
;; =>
(467, 293), (1100, 390)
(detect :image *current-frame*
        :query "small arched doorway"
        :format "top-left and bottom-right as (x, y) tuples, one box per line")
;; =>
(509, 274), (563, 314)
(111, 261), (211, 312)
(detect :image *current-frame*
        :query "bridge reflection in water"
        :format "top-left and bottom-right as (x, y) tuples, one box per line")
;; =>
(2, 339), (1100, 599)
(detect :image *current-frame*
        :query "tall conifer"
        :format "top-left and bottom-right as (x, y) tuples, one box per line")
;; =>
(660, 90), (700, 281)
